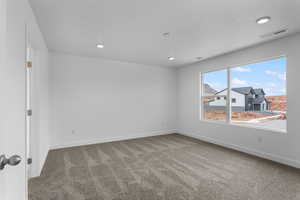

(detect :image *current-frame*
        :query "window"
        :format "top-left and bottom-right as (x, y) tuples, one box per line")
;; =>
(202, 69), (228, 121)
(201, 57), (287, 132)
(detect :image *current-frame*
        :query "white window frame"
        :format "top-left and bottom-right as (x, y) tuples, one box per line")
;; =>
(199, 56), (287, 133)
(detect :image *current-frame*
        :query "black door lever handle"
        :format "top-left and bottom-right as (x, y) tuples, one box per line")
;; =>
(0, 154), (22, 170)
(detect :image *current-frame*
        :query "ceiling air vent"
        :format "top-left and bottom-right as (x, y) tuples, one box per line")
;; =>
(260, 29), (288, 38)
(273, 29), (287, 35)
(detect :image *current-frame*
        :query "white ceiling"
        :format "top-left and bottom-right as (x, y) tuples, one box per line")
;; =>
(29, 0), (300, 67)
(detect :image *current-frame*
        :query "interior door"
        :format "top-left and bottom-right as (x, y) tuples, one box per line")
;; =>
(0, 0), (27, 199)
(0, 0), (7, 198)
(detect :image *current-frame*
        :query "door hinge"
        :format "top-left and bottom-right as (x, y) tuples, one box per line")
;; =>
(27, 158), (32, 165)
(27, 109), (32, 116)
(26, 61), (32, 68)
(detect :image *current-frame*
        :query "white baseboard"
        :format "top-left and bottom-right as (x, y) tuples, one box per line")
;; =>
(179, 132), (300, 169)
(50, 129), (178, 150)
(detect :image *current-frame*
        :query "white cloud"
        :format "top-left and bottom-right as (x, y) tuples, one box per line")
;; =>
(263, 84), (286, 96)
(232, 67), (251, 72)
(267, 82), (277, 87)
(265, 70), (277, 76)
(265, 70), (286, 81)
(232, 78), (248, 86)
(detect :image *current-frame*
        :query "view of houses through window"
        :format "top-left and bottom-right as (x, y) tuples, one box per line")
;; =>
(201, 57), (287, 132)
(202, 69), (228, 122)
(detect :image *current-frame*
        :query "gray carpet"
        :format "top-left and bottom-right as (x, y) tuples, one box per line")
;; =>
(29, 134), (300, 200)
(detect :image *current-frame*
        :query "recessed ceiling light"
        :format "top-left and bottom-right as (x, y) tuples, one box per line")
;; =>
(256, 16), (271, 24)
(96, 44), (104, 49)
(168, 57), (175, 61)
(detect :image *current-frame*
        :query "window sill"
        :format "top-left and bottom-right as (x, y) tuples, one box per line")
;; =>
(199, 119), (287, 134)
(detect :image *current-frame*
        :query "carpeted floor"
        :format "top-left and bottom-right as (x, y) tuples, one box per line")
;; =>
(29, 134), (300, 200)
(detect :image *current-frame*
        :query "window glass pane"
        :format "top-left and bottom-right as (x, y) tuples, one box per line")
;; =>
(202, 69), (228, 121)
(230, 57), (287, 132)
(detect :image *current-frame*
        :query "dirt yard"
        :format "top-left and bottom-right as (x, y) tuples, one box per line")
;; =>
(204, 110), (269, 121)
(266, 96), (287, 111)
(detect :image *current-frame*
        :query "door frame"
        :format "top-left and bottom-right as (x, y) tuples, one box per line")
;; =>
(25, 24), (31, 183)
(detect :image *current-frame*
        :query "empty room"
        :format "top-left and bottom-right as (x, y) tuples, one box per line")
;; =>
(1, 0), (300, 199)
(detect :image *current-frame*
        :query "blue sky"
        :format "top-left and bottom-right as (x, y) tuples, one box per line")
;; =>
(203, 57), (286, 96)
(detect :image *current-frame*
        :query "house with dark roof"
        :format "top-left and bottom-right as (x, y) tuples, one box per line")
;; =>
(208, 86), (271, 112)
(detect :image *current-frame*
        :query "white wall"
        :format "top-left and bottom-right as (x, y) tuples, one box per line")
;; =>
(49, 52), (177, 149)
(30, 47), (50, 177)
(177, 33), (300, 168)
